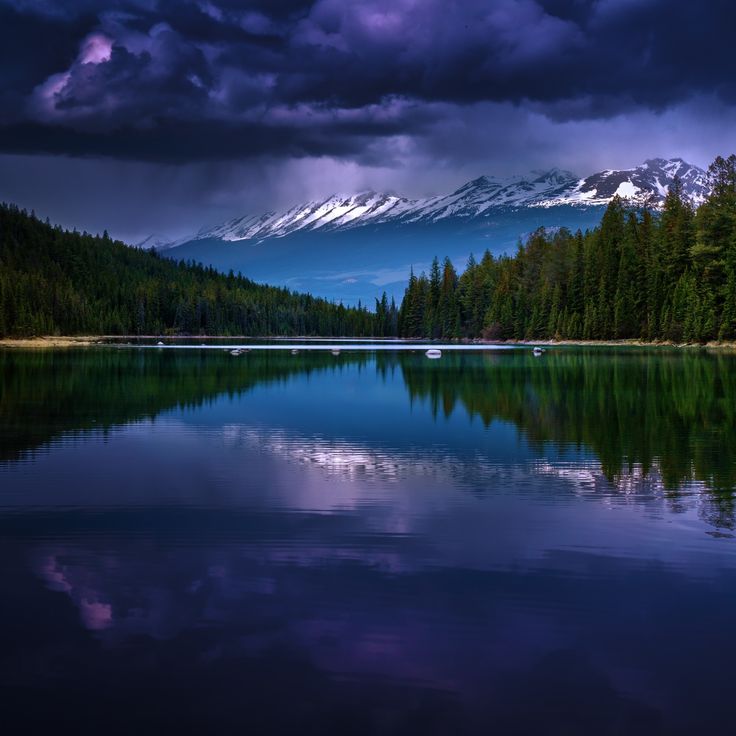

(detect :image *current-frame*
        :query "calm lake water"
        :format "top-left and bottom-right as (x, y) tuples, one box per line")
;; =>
(2, 345), (736, 734)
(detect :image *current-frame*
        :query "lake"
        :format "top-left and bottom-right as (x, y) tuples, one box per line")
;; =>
(1, 345), (735, 734)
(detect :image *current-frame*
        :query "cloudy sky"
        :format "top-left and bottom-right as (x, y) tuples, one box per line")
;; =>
(1, 0), (735, 242)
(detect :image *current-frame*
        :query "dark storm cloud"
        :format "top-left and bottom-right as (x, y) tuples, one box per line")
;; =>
(0, 0), (735, 163)
(0, 113), (417, 162)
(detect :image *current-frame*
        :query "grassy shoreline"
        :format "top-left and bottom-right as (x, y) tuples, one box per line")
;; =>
(3, 335), (736, 350)
(0, 336), (101, 348)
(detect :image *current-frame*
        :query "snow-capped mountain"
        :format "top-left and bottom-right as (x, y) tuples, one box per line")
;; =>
(163, 158), (710, 306)
(186, 158), (708, 244)
(542, 157), (710, 208)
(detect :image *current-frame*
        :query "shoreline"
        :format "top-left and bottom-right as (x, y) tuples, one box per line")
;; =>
(0, 336), (101, 348)
(2, 336), (736, 350)
(497, 338), (736, 350)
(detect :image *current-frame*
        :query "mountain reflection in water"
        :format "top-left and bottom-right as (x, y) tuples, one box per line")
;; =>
(1, 347), (735, 735)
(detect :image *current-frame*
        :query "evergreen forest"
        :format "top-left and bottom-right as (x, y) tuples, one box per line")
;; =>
(0, 204), (384, 337)
(398, 155), (736, 342)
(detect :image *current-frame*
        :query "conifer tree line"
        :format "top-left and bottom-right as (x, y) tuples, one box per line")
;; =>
(399, 155), (736, 342)
(0, 204), (379, 337)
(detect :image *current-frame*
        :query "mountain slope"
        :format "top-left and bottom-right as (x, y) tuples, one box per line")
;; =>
(190, 158), (707, 243)
(166, 158), (709, 305)
(0, 204), (377, 337)
(543, 158), (709, 208)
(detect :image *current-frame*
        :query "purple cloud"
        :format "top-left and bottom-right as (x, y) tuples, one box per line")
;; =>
(0, 0), (734, 163)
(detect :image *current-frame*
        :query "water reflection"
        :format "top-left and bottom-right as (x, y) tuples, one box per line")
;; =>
(2, 348), (735, 524)
(3, 511), (736, 734)
(1, 347), (736, 733)
(401, 351), (736, 491)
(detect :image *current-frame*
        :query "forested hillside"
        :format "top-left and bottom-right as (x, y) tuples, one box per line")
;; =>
(0, 205), (378, 337)
(399, 155), (736, 342)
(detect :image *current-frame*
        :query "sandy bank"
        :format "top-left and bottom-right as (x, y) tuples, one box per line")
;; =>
(0, 336), (99, 348)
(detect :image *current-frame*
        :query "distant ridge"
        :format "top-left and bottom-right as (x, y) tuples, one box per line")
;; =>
(160, 158), (710, 305)
(166, 158), (708, 247)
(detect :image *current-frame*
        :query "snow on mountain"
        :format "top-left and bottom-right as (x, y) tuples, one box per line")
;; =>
(136, 234), (178, 251)
(175, 158), (709, 245)
(535, 158), (710, 208)
(197, 192), (410, 242)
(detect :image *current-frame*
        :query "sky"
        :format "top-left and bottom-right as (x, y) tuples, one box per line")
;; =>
(1, 0), (735, 242)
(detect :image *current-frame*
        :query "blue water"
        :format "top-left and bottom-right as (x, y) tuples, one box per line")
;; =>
(1, 346), (735, 734)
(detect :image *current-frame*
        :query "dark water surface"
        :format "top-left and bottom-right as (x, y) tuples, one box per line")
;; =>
(2, 346), (736, 735)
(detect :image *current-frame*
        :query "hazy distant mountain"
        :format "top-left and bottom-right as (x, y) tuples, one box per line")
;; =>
(164, 158), (709, 305)
(136, 234), (178, 251)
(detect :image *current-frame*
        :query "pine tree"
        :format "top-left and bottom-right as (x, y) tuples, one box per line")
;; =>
(613, 214), (639, 338)
(661, 176), (695, 285)
(438, 257), (459, 338)
(425, 257), (441, 338)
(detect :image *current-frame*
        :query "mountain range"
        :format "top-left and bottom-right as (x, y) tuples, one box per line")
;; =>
(156, 158), (709, 305)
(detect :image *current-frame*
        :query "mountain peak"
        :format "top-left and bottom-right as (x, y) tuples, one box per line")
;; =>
(539, 157), (709, 208)
(452, 175), (502, 194)
(645, 156), (685, 164)
(174, 157), (710, 244)
(471, 175), (499, 186)
(529, 168), (577, 184)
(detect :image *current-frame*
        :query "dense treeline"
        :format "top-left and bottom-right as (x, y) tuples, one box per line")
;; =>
(0, 204), (379, 337)
(399, 155), (736, 342)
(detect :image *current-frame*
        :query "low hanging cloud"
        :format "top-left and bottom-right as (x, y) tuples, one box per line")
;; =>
(1, 0), (736, 164)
